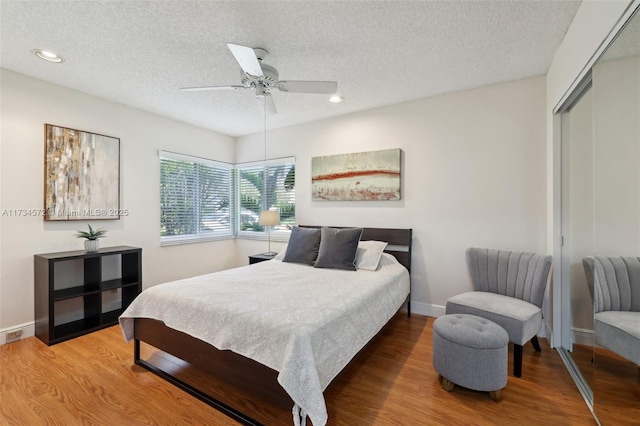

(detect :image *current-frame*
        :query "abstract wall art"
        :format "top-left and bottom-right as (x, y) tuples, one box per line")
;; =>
(44, 124), (120, 220)
(311, 148), (401, 201)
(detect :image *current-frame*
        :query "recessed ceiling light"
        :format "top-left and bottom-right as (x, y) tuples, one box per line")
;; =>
(32, 49), (63, 63)
(329, 95), (344, 103)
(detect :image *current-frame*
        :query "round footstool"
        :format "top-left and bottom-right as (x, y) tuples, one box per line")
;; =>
(432, 313), (508, 402)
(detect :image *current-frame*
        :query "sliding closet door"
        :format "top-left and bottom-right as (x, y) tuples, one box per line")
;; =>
(591, 14), (640, 422)
(560, 86), (595, 401)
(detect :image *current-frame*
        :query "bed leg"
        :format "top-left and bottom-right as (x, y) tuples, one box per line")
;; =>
(407, 295), (411, 317)
(134, 339), (141, 364)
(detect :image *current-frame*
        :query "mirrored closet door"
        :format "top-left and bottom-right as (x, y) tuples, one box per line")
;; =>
(559, 5), (640, 424)
(591, 8), (640, 423)
(560, 84), (595, 405)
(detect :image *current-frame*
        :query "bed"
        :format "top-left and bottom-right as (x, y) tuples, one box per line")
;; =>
(119, 227), (412, 426)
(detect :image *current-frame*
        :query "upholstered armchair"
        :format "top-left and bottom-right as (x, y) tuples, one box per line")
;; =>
(582, 256), (640, 366)
(446, 248), (552, 377)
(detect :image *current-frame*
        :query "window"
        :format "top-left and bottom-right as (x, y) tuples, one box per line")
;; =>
(237, 158), (295, 236)
(160, 151), (233, 244)
(160, 153), (295, 244)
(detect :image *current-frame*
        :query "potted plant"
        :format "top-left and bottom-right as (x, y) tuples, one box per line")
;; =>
(75, 224), (107, 252)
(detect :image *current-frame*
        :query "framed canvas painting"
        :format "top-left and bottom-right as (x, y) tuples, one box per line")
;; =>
(44, 124), (120, 220)
(311, 148), (401, 201)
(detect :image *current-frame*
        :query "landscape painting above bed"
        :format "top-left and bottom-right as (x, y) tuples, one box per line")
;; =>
(311, 148), (401, 201)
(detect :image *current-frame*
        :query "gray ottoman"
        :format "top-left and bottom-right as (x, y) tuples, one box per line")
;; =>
(433, 313), (508, 402)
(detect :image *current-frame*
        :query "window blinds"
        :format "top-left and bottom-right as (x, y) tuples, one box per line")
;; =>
(160, 152), (233, 243)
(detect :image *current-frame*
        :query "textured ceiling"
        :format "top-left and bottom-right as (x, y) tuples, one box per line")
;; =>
(0, 1), (581, 137)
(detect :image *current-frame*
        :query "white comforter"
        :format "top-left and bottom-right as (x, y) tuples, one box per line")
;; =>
(119, 253), (410, 426)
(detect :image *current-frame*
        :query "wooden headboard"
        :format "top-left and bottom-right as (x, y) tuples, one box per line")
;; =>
(299, 226), (413, 272)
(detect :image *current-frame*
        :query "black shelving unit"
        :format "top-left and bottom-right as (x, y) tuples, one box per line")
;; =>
(34, 246), (142, 345)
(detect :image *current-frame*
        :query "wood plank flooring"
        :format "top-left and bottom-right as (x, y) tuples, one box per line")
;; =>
(571, 343), (640, 426)
(1, 314), (599, 425)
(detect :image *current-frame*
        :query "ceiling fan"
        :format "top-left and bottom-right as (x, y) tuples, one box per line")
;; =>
(181, 43), (338, 114)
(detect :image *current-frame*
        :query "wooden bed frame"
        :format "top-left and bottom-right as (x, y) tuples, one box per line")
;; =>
(133, 227), (412, 426)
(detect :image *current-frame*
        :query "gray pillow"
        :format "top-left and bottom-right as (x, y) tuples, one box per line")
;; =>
(282, 226), (321, 265)
(314, 227), (363, 271)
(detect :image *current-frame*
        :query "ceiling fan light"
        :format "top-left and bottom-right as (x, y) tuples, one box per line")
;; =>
(329, 95), (344, 103)
(33, 49), (63, 63)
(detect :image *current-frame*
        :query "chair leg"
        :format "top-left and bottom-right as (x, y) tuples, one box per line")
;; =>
(514, 344), (523, 378)
(530, 335), (541, 352)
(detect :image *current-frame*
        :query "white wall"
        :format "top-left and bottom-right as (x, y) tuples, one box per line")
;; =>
(236, 76), (548, 316)
(593, 55), (640, 254)
(0, 70), (237, 336)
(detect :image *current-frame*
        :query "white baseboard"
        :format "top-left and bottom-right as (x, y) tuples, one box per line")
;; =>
(539, 323), (548, 339)
(1, 301), (122, 346)
(572, 327), (595, 347)
(410, 301), (446, 317)
(0, 322), (35, 345)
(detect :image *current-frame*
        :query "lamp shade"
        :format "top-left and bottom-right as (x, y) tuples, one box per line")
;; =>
(258, 210), (280, 226)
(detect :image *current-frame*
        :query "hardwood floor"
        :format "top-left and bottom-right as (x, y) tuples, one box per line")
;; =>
(1, 314), (599, 425)
(571, 343), (640, 426)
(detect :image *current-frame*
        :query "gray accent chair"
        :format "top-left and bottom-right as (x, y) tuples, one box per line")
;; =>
(582, 256), (640, 366)
(446, 248), (552, 377)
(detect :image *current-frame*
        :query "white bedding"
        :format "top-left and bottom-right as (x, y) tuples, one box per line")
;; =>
(119, 252), (410, 426)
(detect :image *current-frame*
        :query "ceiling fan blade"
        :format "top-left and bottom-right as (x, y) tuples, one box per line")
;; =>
(180, 85), (246, 92)
(227, 43), (264, 77)
(277, 80), (337, 94)
(256, 92), (277, 115)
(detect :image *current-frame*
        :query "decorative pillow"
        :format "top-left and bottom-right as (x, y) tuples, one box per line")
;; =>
(355, 240), (388, 271)
(273, 244), (288, 260)
(314, 227), (363, 271)
(282, 227), (321, 265)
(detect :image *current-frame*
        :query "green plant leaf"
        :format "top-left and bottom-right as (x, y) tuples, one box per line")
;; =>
(75, 224), (107, 240)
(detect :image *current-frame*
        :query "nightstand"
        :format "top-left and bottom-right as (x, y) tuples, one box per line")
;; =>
(249, 253), (276, 264)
